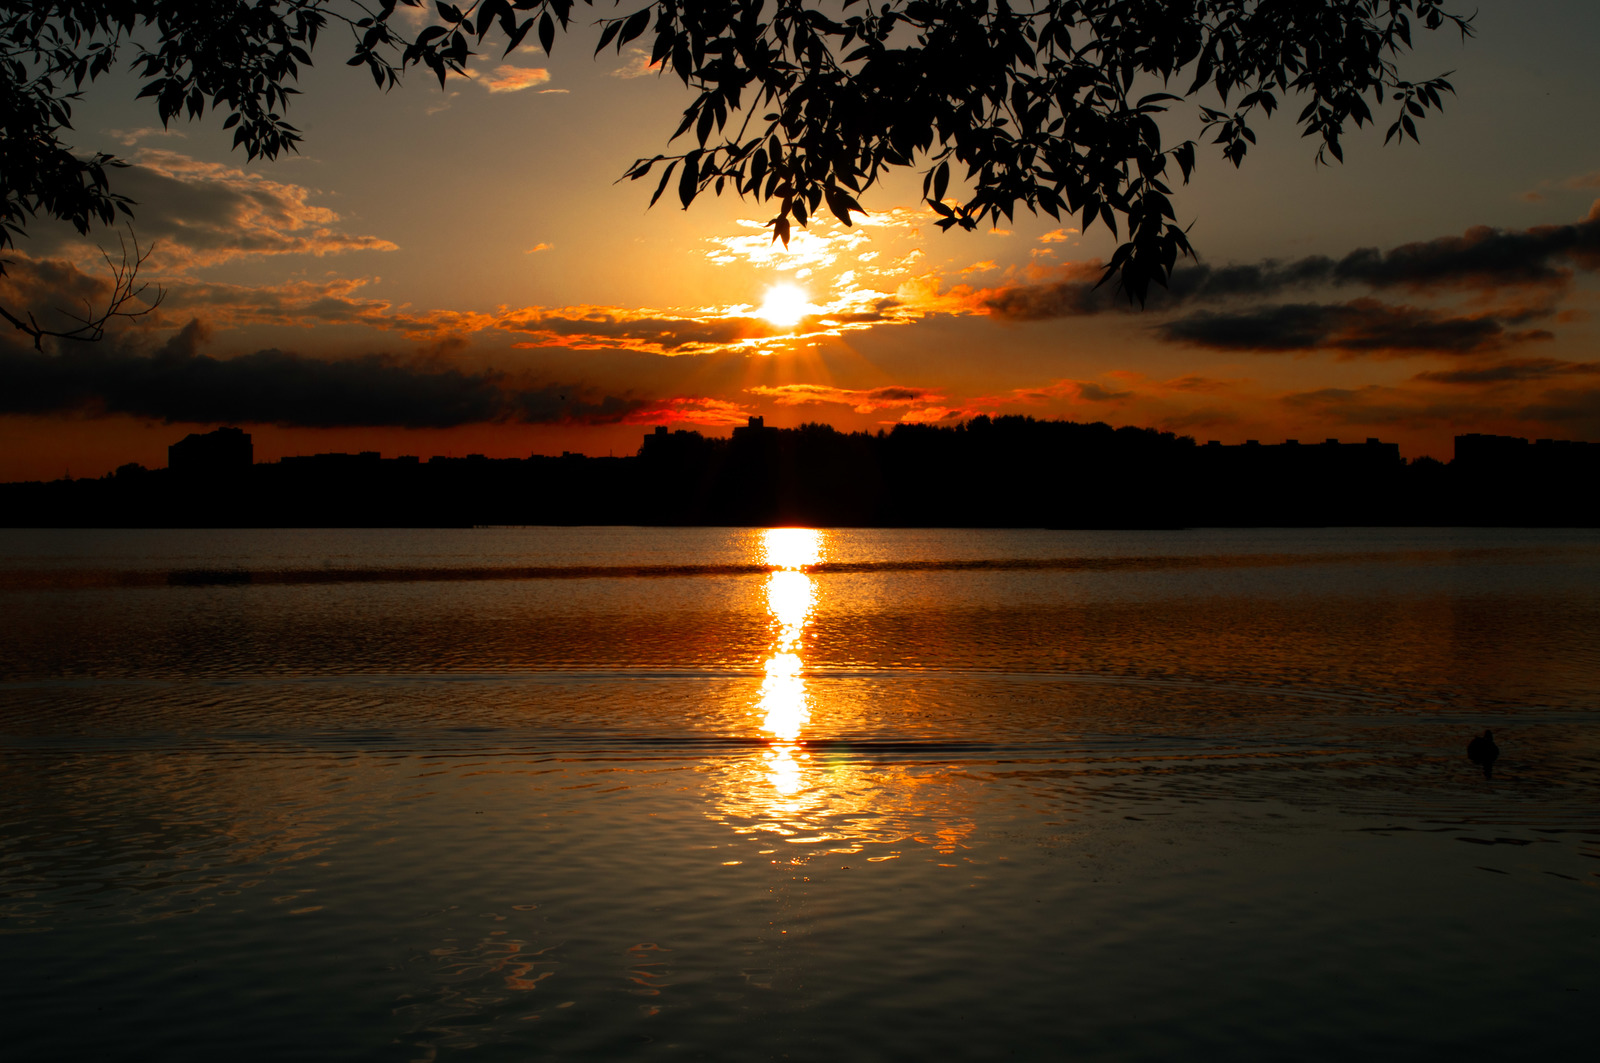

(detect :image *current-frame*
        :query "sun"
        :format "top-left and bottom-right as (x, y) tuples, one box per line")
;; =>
(758, 284), (812, 328)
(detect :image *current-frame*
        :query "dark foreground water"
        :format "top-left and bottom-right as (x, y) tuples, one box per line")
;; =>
(2, 527), (1598, 1061)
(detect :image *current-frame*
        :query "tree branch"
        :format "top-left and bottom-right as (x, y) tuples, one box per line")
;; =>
(1, 228), (165, 351)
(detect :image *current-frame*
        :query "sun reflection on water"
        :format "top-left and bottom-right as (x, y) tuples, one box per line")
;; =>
(710, 526), (976, 857)
(757, 528), (820, 752)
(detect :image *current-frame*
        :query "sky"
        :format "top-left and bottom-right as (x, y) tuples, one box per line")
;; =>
(3, 0), (1599, 481)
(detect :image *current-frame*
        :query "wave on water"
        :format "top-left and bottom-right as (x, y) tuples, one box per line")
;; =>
(2, 544), (1591, 589)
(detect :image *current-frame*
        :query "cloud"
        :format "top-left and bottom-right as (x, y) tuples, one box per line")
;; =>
(965, 262), (1114, 319)
(1157, 300), (1554, 355)
(1075, 381), (1134, 402)
(621, 396), (752, 427)
(1524, 172), (1600, 201)
(1329, 208), (1600, 289)
(104, 127), (186, 147)
(1158, 407), (1244, 431)
(747, 383), (943, 413)
(894, 405), (974, 424)
(0, 255), (145, 338)
(1163, 375), (1238, 393)
(1515, 387), (1600, 436)
(501, 307), (763, 352)
(963, 205), (1600, 324)
(1281, 385), (1486, 427)
(425, 92), (460, 116)
(1, 254), (911, 357)
(1002, 378), (1132, 405)
(479, 65), (552, 93)
(1038, 229), (1077, 243)
(705, 219), (871, 272)
(0, 325), (696, 428)
(1412, 358), (1600, 385)
(1282, 379), (1600, 441)
(610, 48), (661, 78)
(525, 243), (553, 254)
(23, 149), (399, 272)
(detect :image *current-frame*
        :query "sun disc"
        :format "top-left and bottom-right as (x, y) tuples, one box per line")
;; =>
(758, 284), (810, 328)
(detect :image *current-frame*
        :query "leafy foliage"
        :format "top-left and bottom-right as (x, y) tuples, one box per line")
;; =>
(2, 0), (1473, 302)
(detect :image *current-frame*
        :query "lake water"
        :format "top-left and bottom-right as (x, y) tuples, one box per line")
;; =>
(2, 527), (1598, 1061)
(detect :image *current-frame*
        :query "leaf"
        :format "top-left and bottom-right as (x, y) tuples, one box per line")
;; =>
(695, 101), (716, 145)
(619, 8), (650, 47)
(504, 17), (534, 54)
(539, 13), (555, 55)
(648, 161), (677, 207)
(824, 185), (861, 225)
(678, 153), (699, 207)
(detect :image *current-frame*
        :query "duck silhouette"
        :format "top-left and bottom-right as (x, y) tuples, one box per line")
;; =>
(1467, 729), (1499, 780)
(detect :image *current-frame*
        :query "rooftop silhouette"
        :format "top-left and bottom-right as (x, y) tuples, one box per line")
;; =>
(2, 418), (1595, 528)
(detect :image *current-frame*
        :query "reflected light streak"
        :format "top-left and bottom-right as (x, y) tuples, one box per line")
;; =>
(760, 652), (806, 741)
(761, 527), (823, 571)
(708, 526), (979, 854)
(756, 528), (821, 800)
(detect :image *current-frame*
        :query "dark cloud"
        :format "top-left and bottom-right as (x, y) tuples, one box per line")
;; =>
(504, 311), (756, 350)
(1282, 382), (1600, 439)
(1158, 408), (1242, 430)
(1280, 385), (1483, 427)
(1157, 300), (1552, 355)
(1163, 375), (1235, 393)
(974, 205), (1600, 322)
(1076, 382), (1132, 402)
(1413, 359), (1600, 386)
(0, 323), (649, 427)
(1331, 210), (1600, 288)
(1515, 388), (1600, 437)
(11, 150), (395, 269)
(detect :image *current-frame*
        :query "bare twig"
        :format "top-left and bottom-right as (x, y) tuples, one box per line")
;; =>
(1, 227), (165, 351)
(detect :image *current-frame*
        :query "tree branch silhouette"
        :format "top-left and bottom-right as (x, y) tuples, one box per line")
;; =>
(2, 1), (1475, 306)
(0, 228), (164, 350)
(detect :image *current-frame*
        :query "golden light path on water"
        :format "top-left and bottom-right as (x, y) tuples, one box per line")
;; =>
(757, 528), (821, 793)
(710, 527), (976, 858)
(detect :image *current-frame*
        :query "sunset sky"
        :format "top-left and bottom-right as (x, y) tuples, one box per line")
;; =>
(3, 0), (1599, 481)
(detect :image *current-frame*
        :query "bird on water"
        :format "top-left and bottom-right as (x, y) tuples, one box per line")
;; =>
(1467, 729), (1500, 780)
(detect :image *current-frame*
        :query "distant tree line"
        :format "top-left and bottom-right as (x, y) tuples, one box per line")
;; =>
(3, 416), (1596, 527)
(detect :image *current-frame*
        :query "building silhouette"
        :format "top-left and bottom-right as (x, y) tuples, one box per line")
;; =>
(2, 419), (1595, 528)
(167, 427), (253, 477)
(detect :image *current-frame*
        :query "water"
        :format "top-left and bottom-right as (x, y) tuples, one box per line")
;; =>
(2, 527), (1597, 1060)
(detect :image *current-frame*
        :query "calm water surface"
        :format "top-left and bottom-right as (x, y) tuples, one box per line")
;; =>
(2, 527), (1598, 1060)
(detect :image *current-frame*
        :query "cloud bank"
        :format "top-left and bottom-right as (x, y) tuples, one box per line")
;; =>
(0, 323), (656, 428)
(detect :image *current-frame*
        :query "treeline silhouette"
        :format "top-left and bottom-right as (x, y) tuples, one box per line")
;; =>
(2, 417), (1596, 528)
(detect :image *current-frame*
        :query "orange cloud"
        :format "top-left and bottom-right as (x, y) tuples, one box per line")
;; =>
(479, 65), (552, 93)
(622, 396), (752, 426)
(747, 383), (943, 413)
(610, 48), (662, 78)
